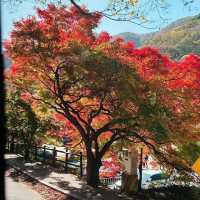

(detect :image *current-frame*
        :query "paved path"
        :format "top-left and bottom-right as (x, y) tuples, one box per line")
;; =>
(5, 154), (131, 200)
(5, 176), (44, 200)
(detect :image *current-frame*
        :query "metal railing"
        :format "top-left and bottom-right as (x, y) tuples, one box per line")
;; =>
(7, 140), (122, 188)
(100, 176), (121, 186)
(35, 145), (83, 177)
(6, 140), (83, 177)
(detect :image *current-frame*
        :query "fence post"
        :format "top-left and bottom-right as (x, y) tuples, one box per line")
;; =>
(15, 143), (18, 154)
(52, 147), (56, 166)
(35, 145), (37, 160)
(43, 145), (46, 163)
(17, 143), (20, 154)
(6, 140), (9, 153)
(138, 148), (143, 191)
(13, 142), (16, 153)
(22, 143), (25, 156)
(80, 152), (83, 177)
(10, 137), (14, 153)
(64, 148), (68, 172)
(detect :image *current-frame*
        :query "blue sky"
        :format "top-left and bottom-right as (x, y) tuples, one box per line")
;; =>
(2, 0), (200, 40)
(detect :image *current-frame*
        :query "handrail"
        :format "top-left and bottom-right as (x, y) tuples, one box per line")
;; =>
(56, 159), (80, 167)
(36, 146), (80, 156)
(6, 141), (84, 177)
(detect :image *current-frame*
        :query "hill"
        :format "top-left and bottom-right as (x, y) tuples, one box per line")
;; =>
(115, 32), (142, 47)
(117, 13), (200, 59)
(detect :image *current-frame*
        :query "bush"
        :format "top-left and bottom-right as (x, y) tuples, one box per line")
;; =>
(139, 186), (200, 200)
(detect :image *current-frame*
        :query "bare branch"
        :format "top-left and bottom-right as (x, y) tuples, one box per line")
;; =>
(88, 92), (106, 125)
(71, 138), (83, 149)
(69, 0), (95, 17)
(99, 130), (120, 158)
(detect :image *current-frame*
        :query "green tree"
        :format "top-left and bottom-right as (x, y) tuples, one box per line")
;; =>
(6, 90), (55, 160)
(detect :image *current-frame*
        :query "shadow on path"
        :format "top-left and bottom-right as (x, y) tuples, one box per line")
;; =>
(5, 154), (129, 200)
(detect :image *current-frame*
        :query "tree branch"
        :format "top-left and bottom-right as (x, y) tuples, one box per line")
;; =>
(71, 138), (83, 149)
(69, 0), (94, 17)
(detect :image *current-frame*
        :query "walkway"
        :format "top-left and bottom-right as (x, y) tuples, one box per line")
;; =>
(5, 175), (44, 200)
(5, 154), (131, 200)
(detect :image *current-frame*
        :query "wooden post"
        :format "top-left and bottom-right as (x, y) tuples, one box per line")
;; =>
(15, 143), (18, 154)
(43, 145), (46, 163)
(35, 145), (37, 160)
(10, 136), (14, 153)
(17, 143), (20, 154)
(64, 148), (68, 172)
(22, 143), (25, 155)
(6, 139), (9, 153)
(80, 152), (83, 177)
(52, 147), (56, 166)
(13, 142), (16, 153)
(138, 148), (143, 191)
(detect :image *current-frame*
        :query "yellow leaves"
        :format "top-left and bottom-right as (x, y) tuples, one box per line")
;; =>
(129, 0), (138, 6)
(79, 97), (89, 105)
(111, 12), (118, 16)
(79, 97), (97, 106)
(140, 16), (147, 22)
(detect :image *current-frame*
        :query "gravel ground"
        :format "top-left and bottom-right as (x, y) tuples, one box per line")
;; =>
(6, 167), (76, 200)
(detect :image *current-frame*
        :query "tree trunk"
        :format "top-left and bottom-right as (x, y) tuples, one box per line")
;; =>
(86, 154), (102, 188)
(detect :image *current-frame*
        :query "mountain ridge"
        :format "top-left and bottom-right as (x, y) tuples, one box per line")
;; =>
(116, 13), (200, 59)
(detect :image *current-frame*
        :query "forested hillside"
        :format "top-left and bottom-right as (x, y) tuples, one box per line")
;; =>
(117, 13), (200, 59)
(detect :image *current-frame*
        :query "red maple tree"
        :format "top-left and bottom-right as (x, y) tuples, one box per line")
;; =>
(5, 4), (200, 187)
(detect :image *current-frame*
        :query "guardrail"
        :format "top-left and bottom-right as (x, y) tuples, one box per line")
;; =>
(6, 140), (122, 188)
(35, 145), (83, 177)
(6, 140), (83, 177)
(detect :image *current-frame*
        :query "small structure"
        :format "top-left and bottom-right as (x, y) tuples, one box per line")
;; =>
(121, 146), (138, 194)
(122, 147), (138, 175)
